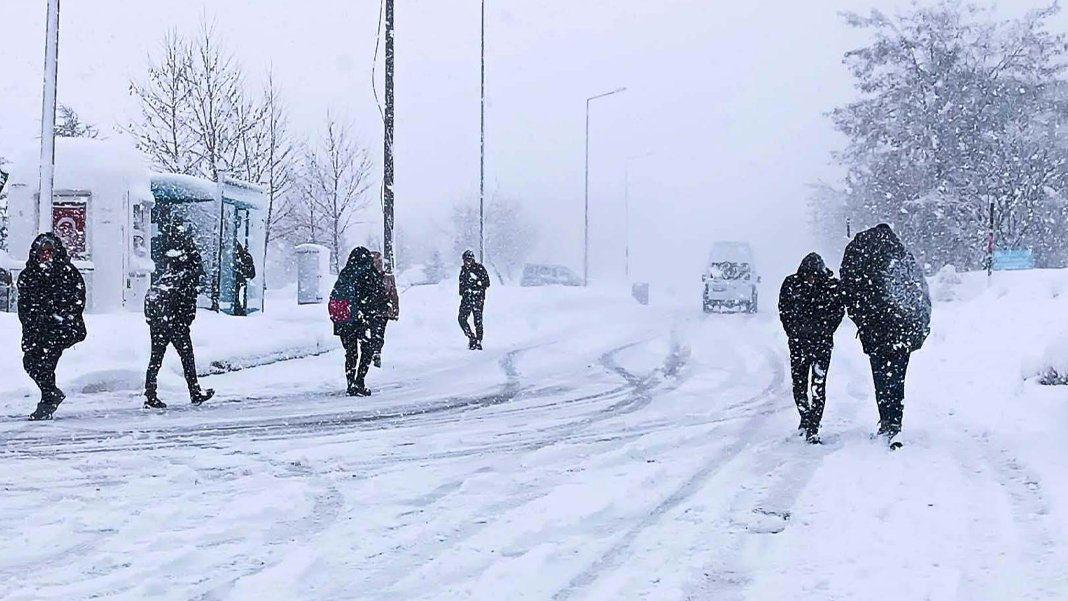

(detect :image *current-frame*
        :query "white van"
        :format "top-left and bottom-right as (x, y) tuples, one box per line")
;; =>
(702, 241), (760, 313)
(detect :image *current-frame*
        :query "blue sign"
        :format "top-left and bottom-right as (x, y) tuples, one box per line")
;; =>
(993, 249), (1035, 271)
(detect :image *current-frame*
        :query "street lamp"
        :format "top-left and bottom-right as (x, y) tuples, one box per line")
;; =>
(584, 86), (626, 287)
(38, 0), (61, 234)
(479, 0), (486, 264)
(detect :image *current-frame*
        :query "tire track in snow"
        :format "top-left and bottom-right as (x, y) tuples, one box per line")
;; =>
(552, 344), (787, 601)
(0, 349), (531, 457)
(366, 338), (695, 596)
(970, 432), (1068, 599)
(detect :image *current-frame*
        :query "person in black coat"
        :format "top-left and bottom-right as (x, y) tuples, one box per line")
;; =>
(779, 253), (845, 443)
(17, 233), (86, 420)
(840, 224), (931, 445)
(143, 235), (214, 409)
(369, 251), (400, 368)
(458, 250), (491, 350)
(233, 243), (256, 316)
(329, 247), (386, 396)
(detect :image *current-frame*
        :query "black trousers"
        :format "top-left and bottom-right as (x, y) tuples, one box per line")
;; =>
(145, 324), (200, 396)
(23, 346), (64, 405)
(341, 331), (373, 387)
(369, 318), (388, 358)
(233, 280), (248, 316)
(869, 349), (911, 436)
(459, 295), (485, 342)
(788, 338), (832, 435)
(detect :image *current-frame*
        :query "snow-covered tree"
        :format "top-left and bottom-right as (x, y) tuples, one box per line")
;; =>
(54, 105), (99, 139)
(247, 70), (295, 255)
(452, 195), (539, 283)
(128, 30), (196, 174)
(184, 20), (260, 181)
(128, 21), (285, 184)
(816, 1), (1068, 269)
(287, 115), (375, 272)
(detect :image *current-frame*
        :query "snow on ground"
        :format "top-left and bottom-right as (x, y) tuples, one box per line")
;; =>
(1, 272), (1067, 600)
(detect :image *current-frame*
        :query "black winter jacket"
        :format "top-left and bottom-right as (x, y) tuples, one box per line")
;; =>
(331, 247), (387, 338)
(236, 245), (256, 282)
(17, 233), (87, 353)
(840, 224), (931, 355)
(779, 253), (844, 343)
(145, 241), (204, 328)
(459, 262), (491, 298)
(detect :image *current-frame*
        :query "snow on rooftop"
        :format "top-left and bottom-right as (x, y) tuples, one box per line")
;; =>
(9, 137), (152, 201)
(150, 172), (266, 211)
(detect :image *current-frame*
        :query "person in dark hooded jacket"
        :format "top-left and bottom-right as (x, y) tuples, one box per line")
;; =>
(17, 233), (86, 420)
(143, 234), (214, 409)
(233, 243), (256, 316)
(840, 224), (931, 445)
(368, 251), (400, 368)
(458, 250), (490, 350)
(779, 253), (845, 443)
(329, 247), (386, 396)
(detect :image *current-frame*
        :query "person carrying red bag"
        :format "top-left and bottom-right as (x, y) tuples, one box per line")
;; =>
(329, 247), (386, 396)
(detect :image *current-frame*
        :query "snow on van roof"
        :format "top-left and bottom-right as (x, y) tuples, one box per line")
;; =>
(708, 241), (755, 264)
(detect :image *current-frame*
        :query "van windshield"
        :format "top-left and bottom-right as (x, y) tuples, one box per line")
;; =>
(708, 262), (751, 280)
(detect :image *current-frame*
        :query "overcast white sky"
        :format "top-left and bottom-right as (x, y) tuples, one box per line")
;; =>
(0, 0), (1054, 287)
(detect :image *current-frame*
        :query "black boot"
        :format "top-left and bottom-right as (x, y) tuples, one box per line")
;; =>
(29, 389), (63, 421)
(144, 391), (167, 409)
(190, 387), (215, 406)
(29, 402), (57, 421)
(349, 378), (371, 397)
(804, 427), (821, 445)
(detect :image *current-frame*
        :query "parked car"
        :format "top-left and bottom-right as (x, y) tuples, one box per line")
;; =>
(702, 241), (760, 313)
(521, 264), (583, 287)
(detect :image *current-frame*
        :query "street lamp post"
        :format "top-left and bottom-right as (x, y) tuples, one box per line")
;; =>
(38, 0), (61, 234)
(584, 86), (626, 286)
(479, 0), (486, 264)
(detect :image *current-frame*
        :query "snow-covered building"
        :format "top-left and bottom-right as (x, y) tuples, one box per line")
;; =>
(4, 138), (266, 314)
(5, 138), (155, 313)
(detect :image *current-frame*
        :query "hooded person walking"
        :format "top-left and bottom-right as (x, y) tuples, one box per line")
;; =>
(329, 247), (386, 396)
(18, 233), (86, 420)
(143, 233), (214, 409)
(458, 250), (490, 350)
(840, 224), (931, 447)
(369, 251), (400, 368)
(779, 252), (844, 443)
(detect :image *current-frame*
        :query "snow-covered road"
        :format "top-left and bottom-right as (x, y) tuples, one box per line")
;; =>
(2, 279), (1067, 600)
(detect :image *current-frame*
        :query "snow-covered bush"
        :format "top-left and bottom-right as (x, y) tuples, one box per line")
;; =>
(930, 264), (963, 302)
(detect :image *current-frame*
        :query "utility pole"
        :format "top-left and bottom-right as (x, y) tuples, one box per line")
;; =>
(987, 199), (995, 278)
(584, 86), (626, 287)
(211, 168), (228, 312)
(624, 162), (630, 280)
(37, 0), (61, 234)
(479, 0), (486, 264)
(383, 0), (396, 273)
